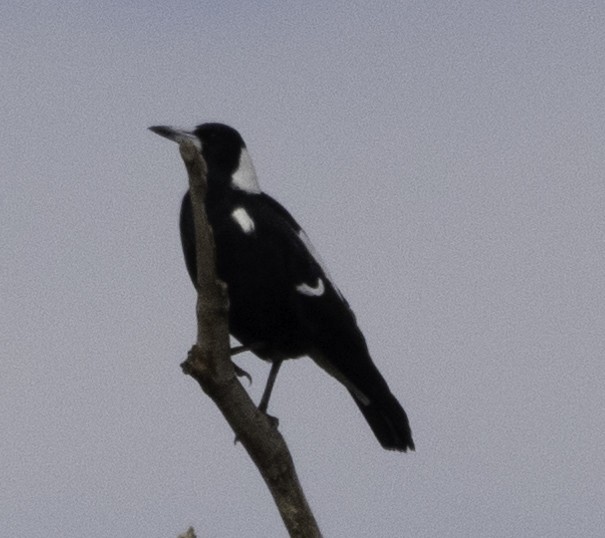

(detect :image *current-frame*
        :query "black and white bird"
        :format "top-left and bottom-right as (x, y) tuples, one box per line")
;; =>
(149, 122), (414, 452)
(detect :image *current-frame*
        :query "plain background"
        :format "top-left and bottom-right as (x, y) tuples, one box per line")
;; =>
(2, 2), (604, 536)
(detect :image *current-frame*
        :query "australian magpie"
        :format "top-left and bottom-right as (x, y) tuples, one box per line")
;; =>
(149, 122), (414, 452)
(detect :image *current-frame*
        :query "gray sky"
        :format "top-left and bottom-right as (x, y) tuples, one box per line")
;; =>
(2, 2), (604, 536)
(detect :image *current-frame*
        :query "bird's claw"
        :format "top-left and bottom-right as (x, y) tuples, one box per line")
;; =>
(233, 363), (252, 385)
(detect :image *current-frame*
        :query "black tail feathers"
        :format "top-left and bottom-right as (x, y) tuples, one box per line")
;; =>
(350, 390), (415, 452)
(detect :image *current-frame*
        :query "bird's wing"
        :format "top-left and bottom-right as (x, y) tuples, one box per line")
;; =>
(252, 194), (376, 370)
(253, 194), (346, 302)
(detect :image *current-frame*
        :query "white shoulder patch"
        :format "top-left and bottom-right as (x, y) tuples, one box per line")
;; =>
(296, 277), (325, 297)
(231, 207), (255, 234)
(298, 230), (342, 298)
(232, 148), (261, 193)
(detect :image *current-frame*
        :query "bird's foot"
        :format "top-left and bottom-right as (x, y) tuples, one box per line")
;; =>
(262, 411), (279, 429)
(232, 362), (252, 385)
(232, 408), (279, 446)
(257, 397), (279, 428)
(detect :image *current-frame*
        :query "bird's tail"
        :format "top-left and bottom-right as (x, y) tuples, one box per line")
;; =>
(309, 346), (414, 451)
(349, 389), (415, 452)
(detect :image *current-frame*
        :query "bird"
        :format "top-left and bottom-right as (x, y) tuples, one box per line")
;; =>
(149, 122), (414, 452)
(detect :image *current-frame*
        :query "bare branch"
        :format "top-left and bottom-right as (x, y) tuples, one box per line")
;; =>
(178, 140), (322, 537)
(177, 527), (196, 538)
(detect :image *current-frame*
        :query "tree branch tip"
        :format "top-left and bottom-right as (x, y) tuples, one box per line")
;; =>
(177, 526), (197, 538)
(181, 345), (205, 375)
(180, 359), (192, 376)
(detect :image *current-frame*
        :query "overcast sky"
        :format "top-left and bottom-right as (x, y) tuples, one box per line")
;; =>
(2, 2), (604, 537)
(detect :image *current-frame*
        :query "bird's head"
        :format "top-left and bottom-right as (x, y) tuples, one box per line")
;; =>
(149, 122), (260, 193)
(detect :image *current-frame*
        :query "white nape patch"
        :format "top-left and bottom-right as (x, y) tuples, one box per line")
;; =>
(298, 230), (342, 298)
(296, 277), (325, 297)
(231, 207), (256, 234)
(232, 148), (261, 193)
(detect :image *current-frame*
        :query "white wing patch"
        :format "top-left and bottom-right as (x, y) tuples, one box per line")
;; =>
(296, 277), (325, 297)
(231, 207), (255, 234)
(231, 148), (261, 193)
(298, 230), (342, 298)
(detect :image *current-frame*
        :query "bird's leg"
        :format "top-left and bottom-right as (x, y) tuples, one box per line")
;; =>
(233, 358), (282, 445)
(258, 360), (283, 414)
(231, 342), (265, 356)
(230, 344), (249, 356)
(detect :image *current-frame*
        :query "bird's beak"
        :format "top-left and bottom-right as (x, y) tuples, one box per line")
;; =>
(148, 125), (202, 151)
